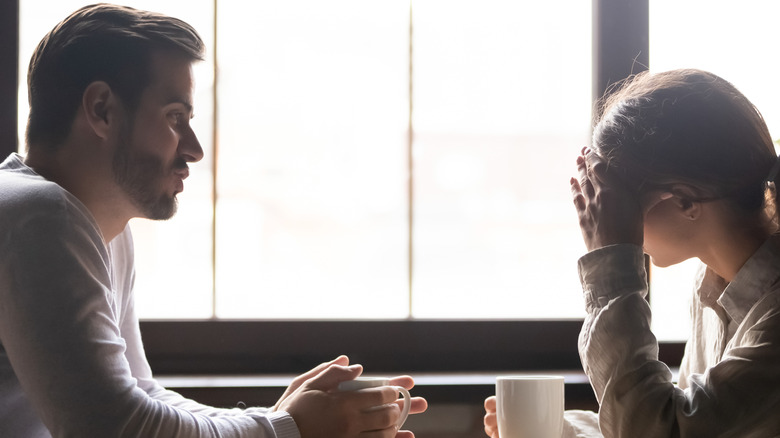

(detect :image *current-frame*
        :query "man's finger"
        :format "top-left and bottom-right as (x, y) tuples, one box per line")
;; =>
(389, 375), (414, 390)
(396, 396), (428, 415)
(304, 363), (363, 391)
(350, 387), (403, 408)
(292, 356), (350, 386)
(359, 402), (402, 431)
(359, 428), (404, 438)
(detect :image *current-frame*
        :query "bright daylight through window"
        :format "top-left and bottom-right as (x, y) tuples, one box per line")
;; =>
(647, 0), (780, 340)
(20, 0), (591, 322)
(22, 1), (777, 341)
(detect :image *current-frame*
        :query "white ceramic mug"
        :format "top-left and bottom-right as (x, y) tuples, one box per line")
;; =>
(496, 375), (564, 438)
(337, 377), (411, 428)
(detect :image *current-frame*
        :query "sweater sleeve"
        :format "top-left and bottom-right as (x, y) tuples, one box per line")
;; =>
(577, 244), (780, 437)
(0, 197), (298, 437)
(112, 228), (299, 436)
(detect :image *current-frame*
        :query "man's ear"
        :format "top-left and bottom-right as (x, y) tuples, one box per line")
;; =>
(669, 184), (702, 221)
(82, 81), (117, 140)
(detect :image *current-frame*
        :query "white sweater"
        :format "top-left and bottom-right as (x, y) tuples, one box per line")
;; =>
(0, 153), (299, 437)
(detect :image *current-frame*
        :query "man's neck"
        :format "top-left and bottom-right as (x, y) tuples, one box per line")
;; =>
(24, 145), (132, 243)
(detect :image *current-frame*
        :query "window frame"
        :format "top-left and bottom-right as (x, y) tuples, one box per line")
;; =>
(0, 0), (18, 156)
(140, 319), (683, 375)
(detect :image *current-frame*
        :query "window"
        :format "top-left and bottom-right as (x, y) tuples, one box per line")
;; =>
(24, 1), (775, 341)
(410, 1), (591, 318)
(20, 0), (592, 322)
(213, 0), (592, 319)
(214, 1), (411, 318)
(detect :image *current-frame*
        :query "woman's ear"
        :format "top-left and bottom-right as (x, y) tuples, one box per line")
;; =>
(82, 81), (116, 140)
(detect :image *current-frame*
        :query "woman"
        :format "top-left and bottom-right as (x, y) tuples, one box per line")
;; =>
(485, 69), (780, 437)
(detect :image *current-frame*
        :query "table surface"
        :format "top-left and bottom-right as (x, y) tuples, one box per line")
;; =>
(155, 371), (598, 388)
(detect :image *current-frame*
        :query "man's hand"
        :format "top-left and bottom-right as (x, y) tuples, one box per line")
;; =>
(273, 355), (353, 412)
(483, 396), (499, 438)
(388, 375), (428, 438)
(274, 356), (428, 438)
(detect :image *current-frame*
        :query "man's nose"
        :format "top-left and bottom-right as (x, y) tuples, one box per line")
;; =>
(180, 124), (204, 163)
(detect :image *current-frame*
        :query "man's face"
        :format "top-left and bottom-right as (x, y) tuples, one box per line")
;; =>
(112, 52), (203, 220)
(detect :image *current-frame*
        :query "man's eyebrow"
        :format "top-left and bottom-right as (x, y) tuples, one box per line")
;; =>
(165, 98), (194, 113)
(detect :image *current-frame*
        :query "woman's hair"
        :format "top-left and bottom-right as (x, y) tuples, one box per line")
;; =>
(26, 3), (205, 149)
(593, 68), (778, 220)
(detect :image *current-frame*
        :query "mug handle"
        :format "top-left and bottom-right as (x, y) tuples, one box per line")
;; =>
(393, 386), (411, 428)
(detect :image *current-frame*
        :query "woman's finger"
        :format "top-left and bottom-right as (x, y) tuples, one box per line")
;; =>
(484, 396), (499, 438)
(577, 156), (596, 198)
(570, 177), (586, 211)
(484, 396), (497, 411)
(484, 411), (498, 437)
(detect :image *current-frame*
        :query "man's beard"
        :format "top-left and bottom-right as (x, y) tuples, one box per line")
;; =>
(112, 129), (185, 221)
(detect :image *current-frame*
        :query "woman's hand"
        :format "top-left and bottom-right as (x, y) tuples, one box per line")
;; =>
(484, 396), (498, 438)
(570, 148), (644, 251)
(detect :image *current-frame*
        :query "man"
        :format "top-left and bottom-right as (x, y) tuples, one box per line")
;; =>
(0, 4), (425, 437)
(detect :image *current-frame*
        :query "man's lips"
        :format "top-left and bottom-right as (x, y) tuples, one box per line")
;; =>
(174, 167), (190, 180)
(173, 168), (189, 193)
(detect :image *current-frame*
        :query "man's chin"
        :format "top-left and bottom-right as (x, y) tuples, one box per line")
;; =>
(142, 196), (178, 221)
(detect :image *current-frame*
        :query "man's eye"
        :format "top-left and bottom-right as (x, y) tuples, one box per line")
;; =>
(169, 113), (184, 125)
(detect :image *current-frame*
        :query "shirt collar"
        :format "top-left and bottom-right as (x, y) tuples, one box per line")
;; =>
(1, 153), (41, 179)
(715, 234), (780, 324)
(1, 153), (26, 170)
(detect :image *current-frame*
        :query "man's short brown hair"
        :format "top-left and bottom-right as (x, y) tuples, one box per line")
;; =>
(26, 3), (205, 149)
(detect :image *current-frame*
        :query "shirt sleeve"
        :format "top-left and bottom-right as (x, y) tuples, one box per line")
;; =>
(112, 228), (299, 435)
(0, 201), (299, 437)
(563, 410), (602, 437)
(577, 244), (780, 437)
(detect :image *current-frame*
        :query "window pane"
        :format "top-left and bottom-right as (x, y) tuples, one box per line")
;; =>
(215, 1), (410, 318)
(411, 0), (592, 318)
(21, 1), (596, 321)
(649, 0), (780, 340)
(19, 0), (216, 318)
(650, 1), (780, 139)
